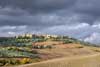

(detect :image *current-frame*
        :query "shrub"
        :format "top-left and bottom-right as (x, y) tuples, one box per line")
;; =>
(46, 45), (52, 49)
(76, 46), (84, 48)
(20, 58), (31, 64)
(9, 59), (20, 65)
(33, 45), (52, 49)
(0, 59), (6, 66)
(32, 50), (38, 54)
(93, 49), (100, 52)
(63, 40), (74, 44)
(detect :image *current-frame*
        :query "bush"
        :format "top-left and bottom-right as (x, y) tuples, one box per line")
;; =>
(0, 59), (6, 66)
(63, 40), (74, 44)
(93, 49), (100, 52)
(32, 50), (38, 54)
(46, 45), (52, 49)
(20, 58), (31, 64)
(33, 45), (52, 49)
(10, 60), (20, 65)
(76, 46), (84, 48)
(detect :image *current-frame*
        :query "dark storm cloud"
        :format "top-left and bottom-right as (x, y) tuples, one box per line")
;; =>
(73, 0), (100, 24)
(0, 7), (29, 16)
(0, 0), (77, 26)
(0, 0), (76, 13)
(75, 0), (100, 16)
(0, 0), (100, 43)
(0, 0), (99, 26)
(0, 13), (69, 26)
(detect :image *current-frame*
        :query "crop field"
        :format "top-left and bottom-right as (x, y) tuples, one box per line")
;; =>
(1, 40), (100, 67)
(9, 42), (100, 67)
(15, 53), (100, 67)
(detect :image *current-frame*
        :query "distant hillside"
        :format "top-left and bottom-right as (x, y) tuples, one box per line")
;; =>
(0, 34), (98, 47)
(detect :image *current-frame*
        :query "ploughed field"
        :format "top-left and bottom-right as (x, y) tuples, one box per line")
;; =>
(16, 53), (100, 67)
(11, 41), (100, 67)
(34, 41), (100, 60)
(1, 41), (100, 67)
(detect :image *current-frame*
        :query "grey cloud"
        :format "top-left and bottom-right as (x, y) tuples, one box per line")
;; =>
(0, 0), (98, 26)
(0, 13), (68, 26)
(73, 0), (100, 24)
(0, 7), (29, 16)
(0, 0), (100, 44)
(0, 0), (76, 13)
(75, 0), (100, 16)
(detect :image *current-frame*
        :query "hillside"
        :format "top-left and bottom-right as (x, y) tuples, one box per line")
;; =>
(15, 53), (100, 67)
(0, 34), (100, 67)
(9, 41), (100, 67)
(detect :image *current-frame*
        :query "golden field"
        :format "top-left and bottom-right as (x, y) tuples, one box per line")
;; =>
(14, 53), (100, 67)
(10, 41), (100, 67)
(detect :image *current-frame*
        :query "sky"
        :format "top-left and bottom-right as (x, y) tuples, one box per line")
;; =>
(0, 0), (100, 44)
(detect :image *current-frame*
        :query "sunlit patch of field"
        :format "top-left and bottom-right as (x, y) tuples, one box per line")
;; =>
(15, 53), (100, 67)
(34, 41), (62, 46)
(5, 41), (100, 67)
(12, 44), (100, 67)
(32, 41), (100, 62)
(36, 43), (99, 60)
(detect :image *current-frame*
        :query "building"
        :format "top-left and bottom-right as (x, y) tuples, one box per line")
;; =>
(16, 33), (33, 38)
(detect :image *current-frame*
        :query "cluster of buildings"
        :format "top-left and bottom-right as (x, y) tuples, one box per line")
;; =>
(15, 33), (58, 39)
(16, 34), (33, 38)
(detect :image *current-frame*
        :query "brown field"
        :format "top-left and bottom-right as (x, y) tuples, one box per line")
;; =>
(36, 42), (99, 60)
(14, 53), (100, 67)
(7, 41), (100, 67)
(33, 41), (62, 46)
